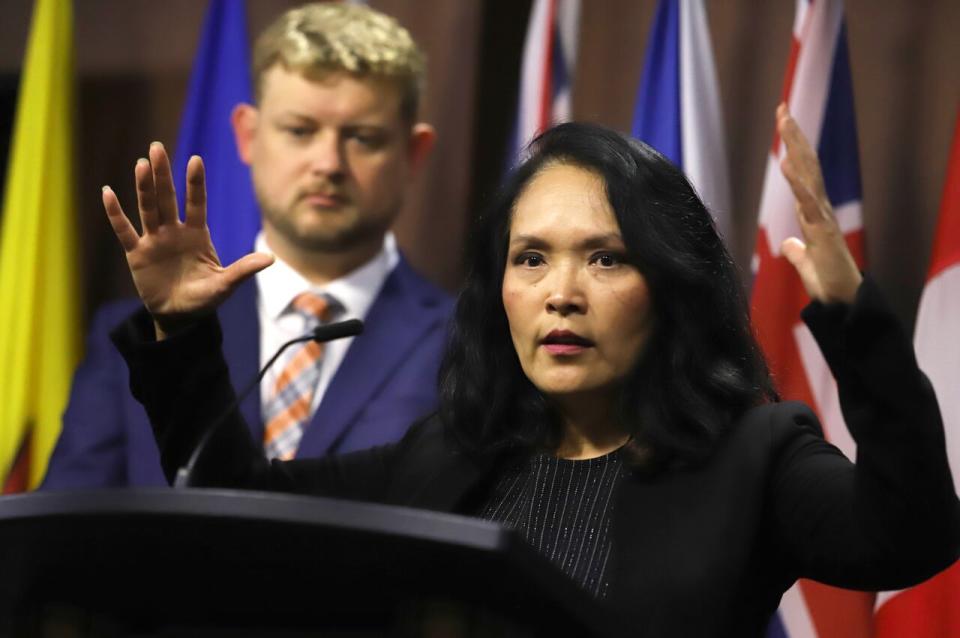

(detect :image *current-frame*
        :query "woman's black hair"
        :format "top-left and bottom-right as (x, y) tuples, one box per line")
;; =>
(438, 122), (776, 469)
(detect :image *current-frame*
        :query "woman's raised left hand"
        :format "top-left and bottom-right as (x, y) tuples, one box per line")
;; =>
(777, 103), (863, 304)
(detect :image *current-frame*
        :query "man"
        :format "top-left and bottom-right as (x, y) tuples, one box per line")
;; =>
(42, 3), (452, 487)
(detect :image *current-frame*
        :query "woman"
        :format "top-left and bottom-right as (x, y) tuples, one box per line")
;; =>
(105, 106), (959, 636)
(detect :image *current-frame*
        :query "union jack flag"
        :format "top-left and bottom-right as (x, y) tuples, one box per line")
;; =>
(750, 1), (872, 636)
(509, 0), (581, 162)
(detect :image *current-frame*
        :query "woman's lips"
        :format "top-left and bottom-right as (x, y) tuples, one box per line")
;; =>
(541, 330), (593, 355)
(543, 343), (589, 355)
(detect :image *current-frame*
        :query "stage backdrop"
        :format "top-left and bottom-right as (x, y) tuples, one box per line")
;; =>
(0, 0), (957, 335)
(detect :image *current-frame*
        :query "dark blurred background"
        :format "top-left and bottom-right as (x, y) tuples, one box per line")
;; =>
(0, 0), (957, 332)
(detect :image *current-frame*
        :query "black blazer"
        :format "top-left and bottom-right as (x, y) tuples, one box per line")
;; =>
(114, 278), (960, 637)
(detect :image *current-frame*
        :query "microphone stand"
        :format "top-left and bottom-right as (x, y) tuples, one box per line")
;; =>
(173, 318), (364, 489)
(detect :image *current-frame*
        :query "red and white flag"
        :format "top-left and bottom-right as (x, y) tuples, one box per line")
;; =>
(873, 108), (960, 638)
(751, 1), (873, 636)
(509, 0), (581, 161)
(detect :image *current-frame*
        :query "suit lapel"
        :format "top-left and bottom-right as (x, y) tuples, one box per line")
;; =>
(218, 277), (263, 442)
(297, 260), (439, 456)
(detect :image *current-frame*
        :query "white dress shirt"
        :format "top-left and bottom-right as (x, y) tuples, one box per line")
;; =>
(254, 232), (400, 420)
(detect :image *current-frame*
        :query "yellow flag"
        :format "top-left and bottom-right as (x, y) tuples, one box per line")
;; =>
(0, 0), (80, 489)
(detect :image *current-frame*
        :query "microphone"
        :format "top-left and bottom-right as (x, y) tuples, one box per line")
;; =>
(309, 318), (365, 344)
(173, 318), (364, 489)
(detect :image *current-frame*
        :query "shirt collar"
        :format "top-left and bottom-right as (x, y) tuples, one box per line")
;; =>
(255, 231), (399, 322)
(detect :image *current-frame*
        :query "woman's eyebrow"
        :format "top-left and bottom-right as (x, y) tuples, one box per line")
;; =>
(509, 232), (623, 249)
(508, 234), (550, 249)
(577, 233), (625, 250)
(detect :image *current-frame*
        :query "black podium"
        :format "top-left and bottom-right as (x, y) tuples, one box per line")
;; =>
(0, 489), (617, 636)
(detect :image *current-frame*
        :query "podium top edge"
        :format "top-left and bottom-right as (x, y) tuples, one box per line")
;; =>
(0, 488), (512, 552)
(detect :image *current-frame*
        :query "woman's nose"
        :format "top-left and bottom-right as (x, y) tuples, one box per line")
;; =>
(545, 266), (586, 315)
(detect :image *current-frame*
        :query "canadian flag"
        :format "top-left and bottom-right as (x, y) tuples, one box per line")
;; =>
(873, 110), (960, 637)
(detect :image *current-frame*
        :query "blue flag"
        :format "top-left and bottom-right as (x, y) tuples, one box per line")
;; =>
(172, 0), (260, 267)
(631, 0), (732, 243)
(631, 0), (682, 164)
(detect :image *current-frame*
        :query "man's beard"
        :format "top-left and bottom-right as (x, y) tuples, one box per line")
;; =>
(260, 201), (389, 254)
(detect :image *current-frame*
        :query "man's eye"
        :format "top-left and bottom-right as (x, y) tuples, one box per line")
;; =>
(347, 131), (386, 148)
(285, 126), (312, 138)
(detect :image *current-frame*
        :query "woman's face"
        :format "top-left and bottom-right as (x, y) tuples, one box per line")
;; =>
(502, 163), (653, 403)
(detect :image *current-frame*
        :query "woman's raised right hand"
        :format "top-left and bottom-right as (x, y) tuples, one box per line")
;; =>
(102, 142), (274, 339)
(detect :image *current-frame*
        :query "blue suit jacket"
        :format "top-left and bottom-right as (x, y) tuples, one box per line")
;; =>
(42, 256), (453, 488)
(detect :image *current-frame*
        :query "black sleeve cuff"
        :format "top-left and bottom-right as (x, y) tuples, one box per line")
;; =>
(110, 307), (223, 367)
(800, 274), (917, 392)
(109, 307), (234, 484)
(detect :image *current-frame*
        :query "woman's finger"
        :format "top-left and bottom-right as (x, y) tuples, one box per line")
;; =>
(221, 252), (276, 292)
(183, 155), (207, 229)
(777, 104), (833, 227)
(149, 142), (180, 226)
(103, 186), (140, 253)
(779, 155), (821, 226)
(134, 158), (159, 234)
(780, 237), (824, 300)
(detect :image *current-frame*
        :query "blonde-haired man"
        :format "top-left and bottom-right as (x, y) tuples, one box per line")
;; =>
(44, 3), (452, 487)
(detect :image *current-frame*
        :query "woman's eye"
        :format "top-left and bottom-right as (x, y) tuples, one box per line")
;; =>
(591, 252), (621, 268)
(517, 253), (544, 267)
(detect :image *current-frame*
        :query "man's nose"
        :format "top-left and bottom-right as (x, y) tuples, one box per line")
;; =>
(545, 264), (586, 316)
(309, 131), (346, 177)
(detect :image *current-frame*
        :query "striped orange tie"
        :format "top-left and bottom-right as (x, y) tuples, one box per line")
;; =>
(263, 292), (332, 460)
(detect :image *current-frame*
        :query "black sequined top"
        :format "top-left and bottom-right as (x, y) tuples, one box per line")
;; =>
(475, 449), (627, 599)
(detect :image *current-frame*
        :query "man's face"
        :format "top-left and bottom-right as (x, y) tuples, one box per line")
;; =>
(235, 66), (426, 259)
